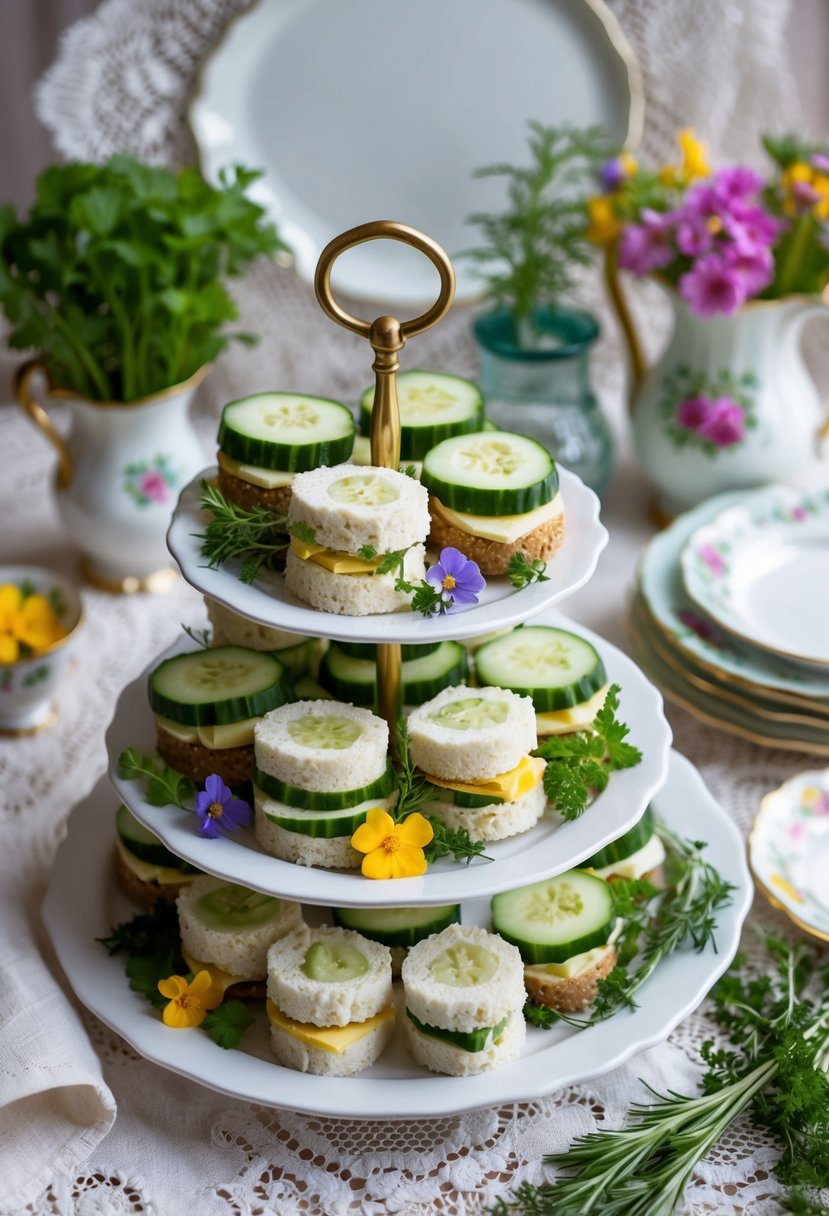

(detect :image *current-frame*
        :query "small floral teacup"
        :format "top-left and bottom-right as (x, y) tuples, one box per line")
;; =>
(0, 566), (84, 734)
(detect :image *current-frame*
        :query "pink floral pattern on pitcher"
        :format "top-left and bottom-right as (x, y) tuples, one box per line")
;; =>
(123, 455), (180, 508)
(660, 366), (758, 455)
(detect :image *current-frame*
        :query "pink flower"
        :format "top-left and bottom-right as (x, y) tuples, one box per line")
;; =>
(811, 152), (829, 173)
(618, 209), (675, 275)
(138, 470), (169, 503)
(676, 216), (714, 257)
(676, 396), (712, 431)
(725, 244), (774, 295)
(792, 505), (808, 521)
(679, 253), (747, 316)
(696, 397), (746, 448)
(698, 543), (725, 576)
(723, 201), (779, 251)
(713, 166), (765, 202)
(788, 821), (808, 844)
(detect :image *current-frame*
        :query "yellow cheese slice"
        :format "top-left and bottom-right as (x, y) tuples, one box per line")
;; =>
(432, 492), (564, 545)
(115, 837), (193, 887)
(425, 754), (545, 804)
(588, 833), (666, 881)
(155, 715), (257, 749)
(525, 943), (614, 983)
(217, 450), (295, 489)
(155, 715), (199, 744)
(181, 947), (259, 997)
(266, 999), (395, 1054)
(290, 535), (383, 575)
(535, 685), (610, 737)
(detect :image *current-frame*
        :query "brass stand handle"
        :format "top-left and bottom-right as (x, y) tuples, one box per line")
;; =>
(15, 359), (73, 490)
(314, 220), (456, 470)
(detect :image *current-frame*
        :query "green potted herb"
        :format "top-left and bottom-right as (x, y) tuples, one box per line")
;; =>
(463, 122), (613, 494)
(0, 155), (285, 588)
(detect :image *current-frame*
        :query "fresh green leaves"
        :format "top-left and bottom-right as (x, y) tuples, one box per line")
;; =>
(118, 748), (195, 810)
(507, 552), (549, 589)
(424, 819), (491, 866)
(537, 684), (641, 819)
(202, 1000), (255, 1050)
(195, 481), (289, 583)
(0, 155), (287, 401)
(288, 520), (317, 545)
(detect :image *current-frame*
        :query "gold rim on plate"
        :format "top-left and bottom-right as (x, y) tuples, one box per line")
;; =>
(748, 779), (829, 944)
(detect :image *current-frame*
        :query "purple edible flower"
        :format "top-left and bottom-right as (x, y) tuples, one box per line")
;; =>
(676, 216), (714, 258)
(725, 244), (774, 295)
(599, 157), (627, 193)
(425, 547), (486, 611)
(678, 252), (746, 316)
(195, 774), (252, 839)
(712, 165), (764, 202)
(618, 208), (674, 275)
(696, 397), (746, 447)
(723, 200), (779, 251)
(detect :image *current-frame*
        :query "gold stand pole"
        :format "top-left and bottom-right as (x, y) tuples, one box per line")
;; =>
(314, 221), (456, 751)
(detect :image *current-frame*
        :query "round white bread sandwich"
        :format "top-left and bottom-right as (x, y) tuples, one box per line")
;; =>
(253, 787), (396, 869)
(254, 701), (388, 793)
(406, 685), (537, 783)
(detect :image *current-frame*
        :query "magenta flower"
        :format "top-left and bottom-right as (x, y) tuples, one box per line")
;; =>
(724, 201), (779, 251)
(726, 245), (774, 295)
(195, 774), (252, 839)
(682, 182), (721, 219)
(696, 397), (746, 447)
(618, 208), (675, 275)
(698, 543), (725, 576)
(138, 470), (170, 503)
(679, 253), (746, 316)
(713, 165), (764, 202)
(811, 153), (829, 173)
(791, 505), (808, 521)
(676, 396), (712, 431)
(676, 216), (714, 258)
(425, 547), (486, 611)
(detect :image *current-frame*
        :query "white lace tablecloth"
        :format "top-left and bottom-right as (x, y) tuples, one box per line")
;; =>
(1, 1), (826, 1212)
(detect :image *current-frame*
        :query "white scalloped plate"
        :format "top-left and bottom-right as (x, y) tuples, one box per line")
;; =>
(167, 466), (608, 645)
(43, 752), (750, 1119)
(105, 609), (670, 907)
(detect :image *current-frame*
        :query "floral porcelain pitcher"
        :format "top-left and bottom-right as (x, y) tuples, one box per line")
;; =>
(16, 361), (207, 590)
(612, 285), (829, 515)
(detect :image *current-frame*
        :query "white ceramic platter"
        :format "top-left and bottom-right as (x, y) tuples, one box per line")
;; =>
(106, 609), (670, 907)
(750, 768), (829, 943)
(168, 466), (608, 645)
(44, 752), (749, 1119)
(681, 486), (829, 670)
(190, 0), (642, 305)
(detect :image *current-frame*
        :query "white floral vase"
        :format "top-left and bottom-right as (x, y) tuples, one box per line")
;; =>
(16, 361), (208, 590)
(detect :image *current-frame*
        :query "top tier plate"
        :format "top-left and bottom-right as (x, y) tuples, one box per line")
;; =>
(167, 465), (607, 644)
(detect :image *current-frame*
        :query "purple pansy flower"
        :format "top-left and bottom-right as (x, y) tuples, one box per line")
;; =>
(696, 396), (746, 447)
(425, 547), (486, 612)
(678, 252), (747, 316)
(195, 774), (252, 839)
(618, 208), (675, 275)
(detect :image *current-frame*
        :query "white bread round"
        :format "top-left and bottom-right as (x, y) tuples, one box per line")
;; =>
(407, 685), (537, 782)
(253, 789), (395, 869)
(401, 923), (526, 1033)
(284, 544), (426, 616)
(254, 700), (388, 791)
(428, 781), (546, 842)
(205, 598), (302, 652)
(288, 463), (429, 552)
(267, 926), (393, 1027)
(268, 1011), (394, 1076)
(404, 1005), (525, 1076)
(176, 876), (303, 979)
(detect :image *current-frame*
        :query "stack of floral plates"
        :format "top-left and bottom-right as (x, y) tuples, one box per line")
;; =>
(630, 485), (829, 755)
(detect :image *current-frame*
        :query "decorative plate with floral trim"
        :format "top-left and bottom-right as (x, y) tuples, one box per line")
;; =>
(680, 486), (829, 668)
(750, 769), (829, 942)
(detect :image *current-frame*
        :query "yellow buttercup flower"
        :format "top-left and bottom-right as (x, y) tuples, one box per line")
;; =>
(678, 128), (710, 181)
(351, 808), (434, 879)
(0, 583), (66, 663)
(585, 196), (621, 247)
(157, 969), (223, 1029)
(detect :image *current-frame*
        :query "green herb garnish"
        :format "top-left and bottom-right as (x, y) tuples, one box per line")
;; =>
(202, 1000), (255, 1050)
(118, 748), (196, 810)
(424, 818), (491, 866)
(507, 552), (550, 588)
(357, 544), (377, 560)
(195, 481), (289, 583)
(181, 623), (211, 649)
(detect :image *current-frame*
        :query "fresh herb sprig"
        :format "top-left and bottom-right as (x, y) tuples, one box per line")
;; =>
(195, 481), (289, 583)
(202, 1001), (255, 1050)
(537, 684), (641, 820)
(119, 748), (195, 810)
(507, 552), (550, 589)
(181, 623), (211, 649)
(424, 819), (491, 866)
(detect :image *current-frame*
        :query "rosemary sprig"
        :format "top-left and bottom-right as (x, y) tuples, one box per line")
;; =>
(194, 481), (289, 583)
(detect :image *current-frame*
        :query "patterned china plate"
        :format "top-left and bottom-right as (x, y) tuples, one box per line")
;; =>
(750, 769), (829, 942)
(681, 486), (829, 669)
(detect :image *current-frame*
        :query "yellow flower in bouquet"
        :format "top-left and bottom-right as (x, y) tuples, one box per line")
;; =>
(660, 129), (711, 187)
(585, 196), (622, 247)
(0, 583), (66, 662)
(781, 161), (829, 219)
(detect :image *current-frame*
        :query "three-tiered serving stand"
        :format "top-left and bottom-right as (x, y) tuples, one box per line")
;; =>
(43, 223), (752, 1119)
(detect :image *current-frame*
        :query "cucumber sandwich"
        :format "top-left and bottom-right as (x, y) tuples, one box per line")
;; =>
(406, 685), (546, 842)
(583, 806), (665, 882)
(491, 869), (621, 1014)
(176, 875), (304, 1000)
(204, 598), (322, 679)
(149, 645), (293, 786)
(216, 391), (354, 514)
(266, 926), (394, 1076)
(114, 805), (200, 910)
(422, 431), (565, 576)
(284, 463), (430, 616)
(252, 700), (394, 869)
(401, 923), (526, 1076)
(475, 626), (610, 738)
(319, 640), (469, 710)
(333, 903), (461, 976)
(358, 370), (485, 468)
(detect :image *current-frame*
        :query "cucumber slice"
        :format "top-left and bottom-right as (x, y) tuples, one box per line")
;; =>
(273, 638), (318, 677)
(491, 870), (615, 964)
(584, 807), (656, 870)
(336, 641), (441, 661)
(115, 805), (195, 870)
(149, 647), (291, 727)
(292, 676), (333, 701)
(429, 942), (498, 987)
(286, 714), (362, 749)
(360, 370), (484, 461)
(426, 782), (504, 808)
(332, 904), (460, 947)
(327, 472), (400, 506)
(259, 798), (376, 838)
(475, 627), (608, 713)
(302, 941), (369, 982)
(253, 761), (394, 810)
(194, 883), (282, 930)
(319, 642), (469, 708)
(218, 392), (354, 471)
(407, 1008), (509, 1053)
(421, 431), (558, 515)
(429, 696), (509, 731)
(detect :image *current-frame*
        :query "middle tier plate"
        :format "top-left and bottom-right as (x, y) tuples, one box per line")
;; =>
(106, 609), (671, 906)
(166, 465), (607, 644)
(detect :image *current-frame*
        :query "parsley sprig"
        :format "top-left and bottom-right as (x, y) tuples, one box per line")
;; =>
(507, 552), (550, 589)
(536, 684), (642, 820)
(119, 748), (195, 811)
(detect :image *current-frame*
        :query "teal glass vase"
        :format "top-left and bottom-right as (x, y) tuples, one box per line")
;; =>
(473, 306), (613, 496)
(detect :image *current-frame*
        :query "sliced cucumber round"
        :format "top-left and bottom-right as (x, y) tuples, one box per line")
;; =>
(584, 807), (656, 870)
(407, 1008), (508, 1053)
(328, 472), (399, 505)
(336, 641), (441, 661)
(116, 805), (195, 870)
(319, 642), (469, 708)
(429, 696), (510, 731)
(286, 714), (362, 749)
(194, 883), (282, 931)
(427, 782), (504, 808)
(253, 761), (394, 810)
(421, 431), (558, 515)
(475, 627), (608, 713)
(218, 392), (354, 471)
(302, 940), (369, 982)
(429, 942), (499, 987)
(149, 647), (292, 726)
(332, 904), (460, 947)
(491, 870), (615, 964)
(259, 794), (383, 838)
(360, 370), (484, 461)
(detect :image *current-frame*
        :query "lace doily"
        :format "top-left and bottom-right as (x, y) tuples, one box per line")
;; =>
(2, 1), (824, 1213)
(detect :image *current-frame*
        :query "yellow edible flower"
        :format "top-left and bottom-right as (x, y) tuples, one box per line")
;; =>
(678, 128), (710, 181)
(351, 807), (434, 880)
(781, 161), (829, 219)
(0, 583), (66, 663)
(157, 970), (223, 1029)
(585, 195), (621, 247)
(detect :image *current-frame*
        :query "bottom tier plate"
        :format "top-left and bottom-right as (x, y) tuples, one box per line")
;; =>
(43, 751), (751, 1120)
